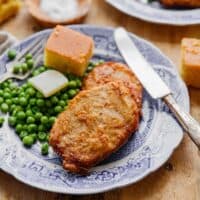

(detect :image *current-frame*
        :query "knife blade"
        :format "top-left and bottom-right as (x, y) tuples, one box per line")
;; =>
(114, 27), (170, 99)
(114, 27), (200, 150)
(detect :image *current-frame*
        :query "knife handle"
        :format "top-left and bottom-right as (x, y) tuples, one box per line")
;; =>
(163, 94), (200, 150)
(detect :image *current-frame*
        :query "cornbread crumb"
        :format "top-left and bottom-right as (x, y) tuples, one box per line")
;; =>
(44, 25), (94, 76)
(181, 38), (200, 88)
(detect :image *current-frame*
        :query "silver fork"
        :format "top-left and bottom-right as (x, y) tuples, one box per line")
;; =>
(0, 37), (45, 83)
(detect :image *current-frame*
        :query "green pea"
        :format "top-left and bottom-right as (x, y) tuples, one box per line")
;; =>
(10, 104), (16, 112)
(41, 142), (49, 155)
(12, 65), (20, 74)
(29, 98), (36, 106)
(0, 90), (3, 96)
(26, 88), (36, 97)
(0, 117), (4, 127)
(12, 106), (23, 116)
(35, 112), (42, 121)
(8, 116), (17, 126)
(11, 90), (18, 97)
(26, 110), (33, 117)
(32, 70), (40, 77)
(68, 89), (77, 98)
(26, 116), (35, 124)
(8, 50), (16, 60)
(88, 62), (95, 67)
(23, 124), (28, 131)
(38, 132), (46, 142)
(28, 124), (37, 133)
(12, 97), (18, 104)
(1, 103), (9, 113)
(58, 100), (66, 107)
(38, 124), (45, 132)
(67, 81), (77, 89)
(41, 116), (48, 125)
(61, 93), (68, 100)
(23, 135), (34, 147)
(26, 59), (34, 69)
(2, 82), (8, 89)
(19, 97), (28, 106)
(29, 133), (37, 143)
(86, 66), (93, 72)
(22, 83), (29, 90)
(50, 96), (59, 104)
(4, 88), (10, 93)
(46, 134), (50, 142)
(36, 92), (43, 98)
(25, 53), (32, 61)
(38, 66), (46, 73)
(49, 116), (56, 125)
(16, 124), (23, 134)
(20, 131), (28, 140)
(54, 106), (62, 113)
(17, 111), (26, 120)
(3, 92), (11, 99)
(76, 79), (82, 88)
(0, 97), (4, 104)
(36, 99), (45, 107)
(5, 99), (12, 106)
(31, 106), (40, 113)
(21, 63), (28, 74)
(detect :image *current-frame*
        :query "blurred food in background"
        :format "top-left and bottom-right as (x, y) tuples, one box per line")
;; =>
(181, 38), (200, 88)
(40, 0), (78, 21)
(26, 0), (91, 28)
(0, 0), (22, 24)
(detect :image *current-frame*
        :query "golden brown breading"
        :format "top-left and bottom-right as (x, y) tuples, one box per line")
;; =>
(50, 81), (140, 174)
(161, 0), (200, 8)
(83, 62), (142, 108)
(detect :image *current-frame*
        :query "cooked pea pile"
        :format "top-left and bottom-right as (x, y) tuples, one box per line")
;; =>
(0, 50), (102, 155)
(12, 53), (34, 74)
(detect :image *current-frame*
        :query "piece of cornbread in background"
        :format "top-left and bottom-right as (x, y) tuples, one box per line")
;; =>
(181, 38), (200, 88)
(44, 25), (94, 76)
(0, 0), (22, 24)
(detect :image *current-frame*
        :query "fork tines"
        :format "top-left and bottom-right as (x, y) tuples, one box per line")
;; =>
(15, 37), (44, 62)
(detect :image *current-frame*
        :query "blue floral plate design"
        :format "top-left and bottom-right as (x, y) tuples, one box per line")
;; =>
(0, 25), (189, 194)
(106, 0), (200, 25)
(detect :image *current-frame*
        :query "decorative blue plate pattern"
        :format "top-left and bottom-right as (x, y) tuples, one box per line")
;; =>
(0, 25), (189, 194)
(106, 0), (200, 25)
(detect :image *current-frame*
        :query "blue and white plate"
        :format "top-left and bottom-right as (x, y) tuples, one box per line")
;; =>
(0, 25), (189, 194)
(106, 0), (200, 25)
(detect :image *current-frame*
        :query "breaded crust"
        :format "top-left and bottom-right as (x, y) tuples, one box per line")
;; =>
(161, 0), (200, 7)
(83, 62), (142, 108)
(50, 81), (140, 174)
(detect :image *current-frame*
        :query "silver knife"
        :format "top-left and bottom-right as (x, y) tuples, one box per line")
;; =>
(114, 27), (200, 150)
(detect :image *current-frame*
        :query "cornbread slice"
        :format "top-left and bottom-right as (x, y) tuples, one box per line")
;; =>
(181, 38), (200, 88)
(0, 0), (22, 24)
(44, 25), (94, 76)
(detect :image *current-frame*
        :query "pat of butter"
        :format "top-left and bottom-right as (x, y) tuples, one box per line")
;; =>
(29, 70), (68, 97)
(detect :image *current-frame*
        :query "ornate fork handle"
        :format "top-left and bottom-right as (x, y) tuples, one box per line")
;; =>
(164, 94), (200, 150)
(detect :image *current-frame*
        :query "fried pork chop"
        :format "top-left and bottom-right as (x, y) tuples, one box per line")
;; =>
(50, 81), (140, 174)
(161, 0), (200, 8)
(83, 62), (142, 108)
